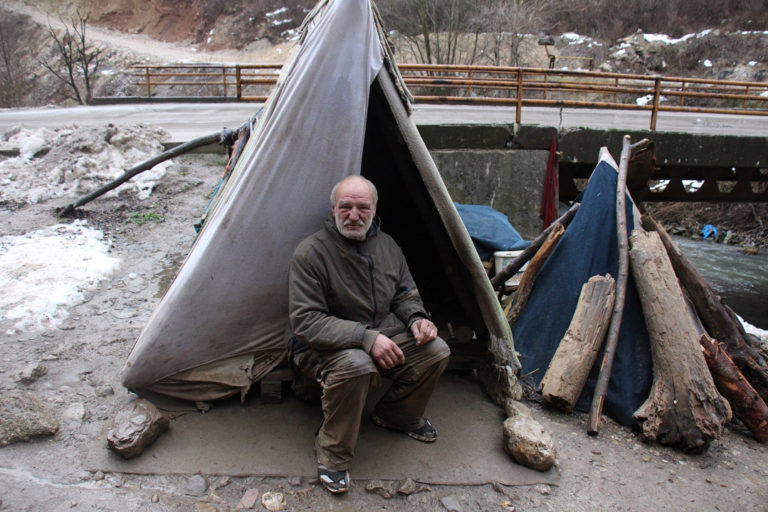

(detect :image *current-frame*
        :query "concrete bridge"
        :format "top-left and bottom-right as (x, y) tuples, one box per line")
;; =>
(415, 106), (768, 238)
(1, 103), (766, 239)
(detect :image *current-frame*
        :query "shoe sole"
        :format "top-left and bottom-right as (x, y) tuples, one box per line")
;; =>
(371, 415), (437, 443)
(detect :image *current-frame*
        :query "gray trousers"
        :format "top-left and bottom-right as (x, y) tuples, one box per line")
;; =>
(293, 333), (450, 470)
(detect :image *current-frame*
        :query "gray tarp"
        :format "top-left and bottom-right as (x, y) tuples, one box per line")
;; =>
(122, 0), (516, 401)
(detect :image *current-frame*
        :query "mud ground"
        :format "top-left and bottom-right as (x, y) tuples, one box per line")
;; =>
(1, 152), (766, 512)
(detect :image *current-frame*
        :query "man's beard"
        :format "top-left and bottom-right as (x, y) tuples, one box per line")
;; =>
(335, 215), (372, 241)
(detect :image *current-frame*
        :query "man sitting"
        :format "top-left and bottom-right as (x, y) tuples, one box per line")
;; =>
(288, 175), (450, 494)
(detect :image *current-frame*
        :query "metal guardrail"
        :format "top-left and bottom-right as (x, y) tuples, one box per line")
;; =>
(130, 64), (768, 130)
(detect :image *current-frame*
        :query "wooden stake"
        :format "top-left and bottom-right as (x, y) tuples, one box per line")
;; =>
(506, 222), (565, 327)
(587, 135), (632, 436)
(491, 202), (580, 291)
(700, 335), (768, 442)
(59, 131), (225, 215)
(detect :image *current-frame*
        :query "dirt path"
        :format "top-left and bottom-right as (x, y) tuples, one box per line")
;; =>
(4, 0), (292, 64)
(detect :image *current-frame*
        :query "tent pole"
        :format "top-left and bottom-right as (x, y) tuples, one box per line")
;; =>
(587, 135), (637, 435)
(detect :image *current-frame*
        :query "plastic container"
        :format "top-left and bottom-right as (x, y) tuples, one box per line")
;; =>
(494, 250), (528, 287)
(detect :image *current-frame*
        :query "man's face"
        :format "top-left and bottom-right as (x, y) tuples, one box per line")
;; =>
(332, 179), (376, 241)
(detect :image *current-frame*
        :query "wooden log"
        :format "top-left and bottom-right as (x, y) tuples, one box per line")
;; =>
(587, 135), (633, 436)
(541, 274), (616, 410)
(700, 335), (768, 442)
(506, 223), (565, 327)
(641, 214), (768, 403)
(491, 202), (580, 291)
(625, 138), (655, 203)
(630, 229), (731, 453)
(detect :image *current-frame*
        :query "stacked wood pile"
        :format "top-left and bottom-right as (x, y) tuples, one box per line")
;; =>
(491, 136), (768, 452)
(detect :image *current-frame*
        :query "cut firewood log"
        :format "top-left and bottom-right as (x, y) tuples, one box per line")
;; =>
(629, 229), (731, 453)
(641, 214), (768, 403)
(506, 223), (565, 327)
(541, 274), (616, 410)
(700, 335), (768, 442)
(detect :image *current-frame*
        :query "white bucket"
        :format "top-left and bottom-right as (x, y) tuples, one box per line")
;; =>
(494, 250), (528, 287)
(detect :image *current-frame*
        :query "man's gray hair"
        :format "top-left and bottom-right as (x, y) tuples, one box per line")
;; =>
(330, 175), (379, 206)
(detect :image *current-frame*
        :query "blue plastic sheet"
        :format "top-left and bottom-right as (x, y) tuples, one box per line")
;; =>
(455, 203), (530, 260)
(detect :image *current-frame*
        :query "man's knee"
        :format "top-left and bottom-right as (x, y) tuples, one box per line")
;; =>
(321, 348), (379, 386)
(424, 336), (451, 362)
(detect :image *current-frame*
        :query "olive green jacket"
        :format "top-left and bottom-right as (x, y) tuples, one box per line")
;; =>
(289, 214), (427, 354)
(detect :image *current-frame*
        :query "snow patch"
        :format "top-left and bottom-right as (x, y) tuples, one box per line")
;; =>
(643, 32), (695, 45)
(0, 220), (121, 332)
(0, 125), (171, 204)
(636, 94), (666, 106)
(266, 7), (288, 18)
(740, 315), (768, 343)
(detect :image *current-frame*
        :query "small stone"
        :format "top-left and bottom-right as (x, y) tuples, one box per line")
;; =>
(93, 471), (105, 481)
(440, 495), (462, 512)
(16, 363), (48, 384)
(536, 484), (551, 495)
(237, 488), (259, 509)
(502, 399), (534, 420)
(213, 477), (231, 489)
(288, 476), (302, 487)
(107, 399), (170, 459)
(151, 494), (159, 503)
(503, 415), (557, 471)
(98, 386), (115, 397)
(365, 480), (395, 498)
(0, 390), (59, 446)
(186, 474), (209, 497)
(196, 504), (216, 512)
(261, 491), (286, 511)
(63, 402), (86, 422)
(397, 477), (430, 496)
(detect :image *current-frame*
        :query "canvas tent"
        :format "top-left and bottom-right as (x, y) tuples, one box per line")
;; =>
(121, 0), (518, 401)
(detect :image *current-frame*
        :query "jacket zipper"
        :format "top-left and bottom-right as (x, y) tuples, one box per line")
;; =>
(358, 245), (377, 326)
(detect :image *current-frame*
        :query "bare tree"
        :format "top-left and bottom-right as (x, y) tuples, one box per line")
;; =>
(0, 12), (28, 107)
(380, 0), (481, 65)
(41, 12), (102, 104)
(474, 0), (559, 67)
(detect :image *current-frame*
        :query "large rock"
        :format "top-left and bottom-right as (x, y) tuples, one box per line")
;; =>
(502, 401), (557, 471)
(0, 390), (59, 446)
(106, 398), (169, 459)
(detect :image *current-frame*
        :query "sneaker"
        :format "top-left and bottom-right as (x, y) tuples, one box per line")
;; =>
(317, 464), (350, 494)
(370, 414), (438, 442)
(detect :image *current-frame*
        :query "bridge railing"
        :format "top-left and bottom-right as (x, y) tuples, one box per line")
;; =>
(130, 63), (768, 130)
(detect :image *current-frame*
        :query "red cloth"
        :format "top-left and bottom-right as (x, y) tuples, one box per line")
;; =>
(539, 134), (558, 229)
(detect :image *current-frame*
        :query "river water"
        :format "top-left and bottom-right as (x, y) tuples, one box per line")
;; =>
(673, 236), (768, 330)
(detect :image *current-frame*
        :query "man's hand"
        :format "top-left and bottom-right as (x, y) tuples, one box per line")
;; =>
(371, 333), (405, 370)
(410, 318), (438, 345)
